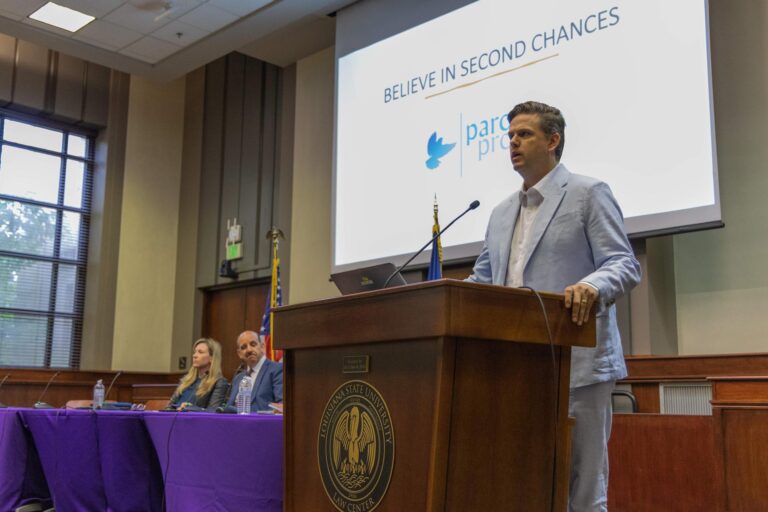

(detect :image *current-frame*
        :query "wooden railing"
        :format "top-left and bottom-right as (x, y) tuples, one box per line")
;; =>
(609, 354), (768, 511)
(0, 368), (182, 408)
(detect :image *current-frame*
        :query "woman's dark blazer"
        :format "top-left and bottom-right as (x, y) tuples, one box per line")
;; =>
(170, 376), (229, 410)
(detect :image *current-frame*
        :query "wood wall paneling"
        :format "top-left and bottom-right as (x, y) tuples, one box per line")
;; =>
(274, 64), (296, 299)
(13, 40), (49, 113)
(0, 369), (181, 408)
(196, 53), (284, 288)
(610, 355), (768, 509)
(608, 414), (725, 512)
(204, 285), (246, 378)
(710, 377), (768, 405)
(52, 53), (85, 123)
(219, 54), (246, 280)
(245, 284), (268, 332)
(82, 63), (110, 128)
(0, 34), (16, 104)
(625, 353), (768, 379)
(442, 263), (473, 280)
(719, 408), (768, 510)
(626, 382), (661, 414)
(196, 58), (227, 288)
(256, 63), (279, 271)
(0, 36), (109, 126)
(131, 383), (178, 401)
(239, 57), (264, 275)
(202, 282), (269, 380)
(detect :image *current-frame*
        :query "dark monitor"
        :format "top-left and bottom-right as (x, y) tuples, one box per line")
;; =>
(330, 263), (407, 295)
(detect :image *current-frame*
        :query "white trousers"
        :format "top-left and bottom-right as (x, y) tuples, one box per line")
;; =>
(568, 380), (615, 512)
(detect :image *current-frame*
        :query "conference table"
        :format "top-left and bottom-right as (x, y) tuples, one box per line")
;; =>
(0, 408), (51, 512)
(0, 408), (283, 512)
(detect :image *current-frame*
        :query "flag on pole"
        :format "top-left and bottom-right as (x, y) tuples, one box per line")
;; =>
(259, 232), (284, 362)
(427, 196), (443, 280)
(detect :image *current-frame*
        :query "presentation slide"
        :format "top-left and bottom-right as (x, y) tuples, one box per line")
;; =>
(334, 0), (718, 272)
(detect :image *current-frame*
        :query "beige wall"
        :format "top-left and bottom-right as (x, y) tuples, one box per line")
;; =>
(170, 69), (206, 370)
(672, 1), (768, 354)
(81, 71), (130, 370)
(288, 47), (340, 303)
(110, 75), (187, 371)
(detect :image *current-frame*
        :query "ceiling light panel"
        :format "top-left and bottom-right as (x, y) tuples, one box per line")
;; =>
(29, 2), (95, 32)
(55, 0), (123, 18)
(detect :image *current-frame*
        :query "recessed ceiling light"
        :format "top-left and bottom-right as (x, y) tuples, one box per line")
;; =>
(29, 2), (95, 32)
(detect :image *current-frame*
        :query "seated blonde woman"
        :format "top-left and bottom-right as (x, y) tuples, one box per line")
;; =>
(169, 338), (228, 411)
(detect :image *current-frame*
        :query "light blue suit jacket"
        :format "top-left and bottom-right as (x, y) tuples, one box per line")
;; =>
(227, 359), (283, 411)
(468, 164), (641, 387)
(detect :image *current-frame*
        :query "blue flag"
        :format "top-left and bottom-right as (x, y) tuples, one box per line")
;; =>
(427, 199), (442, 280)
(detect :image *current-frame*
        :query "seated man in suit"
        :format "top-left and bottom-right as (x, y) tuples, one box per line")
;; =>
(227, 330), (283, 412)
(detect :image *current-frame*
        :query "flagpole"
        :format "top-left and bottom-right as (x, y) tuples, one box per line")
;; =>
(266, 226), (284, 361)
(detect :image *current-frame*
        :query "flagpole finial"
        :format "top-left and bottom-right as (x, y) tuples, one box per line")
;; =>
(433, 194), (438, 215)
(266, 227), (285, 241)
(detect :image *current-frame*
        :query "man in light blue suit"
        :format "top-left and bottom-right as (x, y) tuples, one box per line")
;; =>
(467, 101), (640, 511)
(227, 331), (283, 412)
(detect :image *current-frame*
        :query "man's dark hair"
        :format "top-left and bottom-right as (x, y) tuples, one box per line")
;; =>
(507, 101), (566, 160)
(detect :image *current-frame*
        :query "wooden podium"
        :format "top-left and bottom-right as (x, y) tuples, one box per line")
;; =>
(274, 280), (595, 512)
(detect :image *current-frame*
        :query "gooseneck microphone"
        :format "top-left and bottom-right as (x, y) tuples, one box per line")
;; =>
(383, 200), (481, 288)
(0, 374), (9, 408)
(100, 371), (123, 410)
(34, 371), (61, 409)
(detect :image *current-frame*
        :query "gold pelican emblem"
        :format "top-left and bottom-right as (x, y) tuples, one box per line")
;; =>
(332, 406), (377, 487)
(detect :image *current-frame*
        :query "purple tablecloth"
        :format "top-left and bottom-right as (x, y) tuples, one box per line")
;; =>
(0, 409), (50, 512)
(96, 411), (164, 512)
(21, 408), (164, 512)
(143, 412), (284, 512)
(2, 409), (284, 512)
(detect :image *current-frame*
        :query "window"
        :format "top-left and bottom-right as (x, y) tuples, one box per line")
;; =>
(0, 113), (94, 368)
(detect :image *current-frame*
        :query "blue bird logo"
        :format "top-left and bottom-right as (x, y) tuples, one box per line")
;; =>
(425, 131), (455, 170)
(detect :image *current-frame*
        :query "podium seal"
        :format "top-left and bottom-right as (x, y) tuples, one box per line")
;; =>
(318, 380), (395, 512)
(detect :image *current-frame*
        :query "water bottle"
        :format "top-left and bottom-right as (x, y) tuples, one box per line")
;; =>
(236, 375), (252, 415)
(93, 379), (105, 409)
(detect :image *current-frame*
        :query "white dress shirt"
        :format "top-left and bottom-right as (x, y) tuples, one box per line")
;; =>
(505, 171), (554, 287)
(246, 355), (267, 386)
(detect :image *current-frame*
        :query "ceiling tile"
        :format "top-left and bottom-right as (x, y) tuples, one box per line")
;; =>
(0, 9), (24, 20)
(103, 2), (174, 34)
(74, 19), (143, 50)
(208, 0), (273, 18)
(22, 16), (80, 37)
(152, 19), (207, 47)
(153, 0), (205, 21)
(0, 0), (47, 18)
(120, 35), (178, 63)
(178, 3), (236, 32)
(55, 0), (123, 18)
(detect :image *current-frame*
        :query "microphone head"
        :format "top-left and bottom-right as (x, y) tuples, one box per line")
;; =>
(469, 200), (480, 210)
